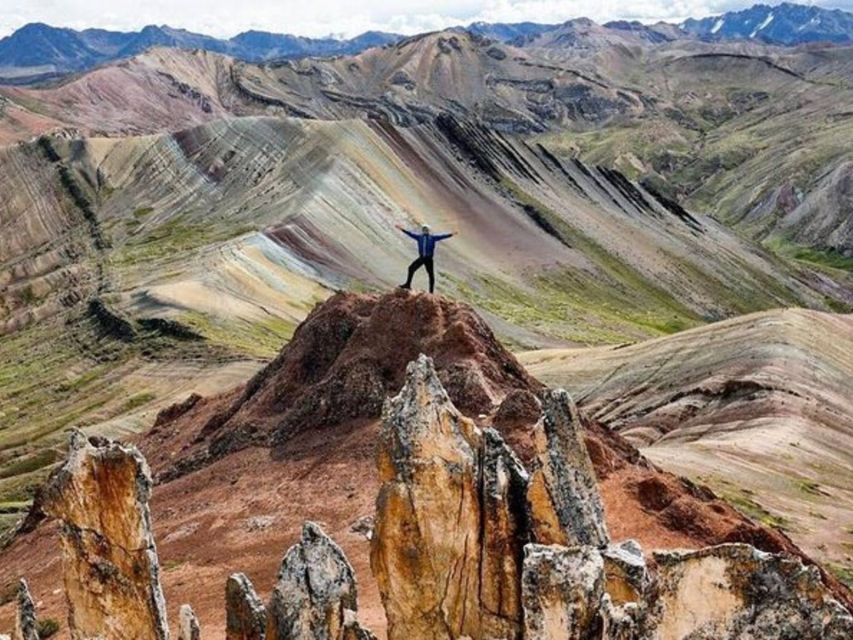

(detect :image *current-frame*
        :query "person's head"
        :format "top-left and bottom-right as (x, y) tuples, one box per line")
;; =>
(421, 223), (430, 235)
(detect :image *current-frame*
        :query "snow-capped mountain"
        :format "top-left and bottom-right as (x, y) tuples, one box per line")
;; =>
(681, 2), (853, 44)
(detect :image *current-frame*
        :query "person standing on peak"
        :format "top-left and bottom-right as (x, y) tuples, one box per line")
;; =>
(395, 222), (457, 293)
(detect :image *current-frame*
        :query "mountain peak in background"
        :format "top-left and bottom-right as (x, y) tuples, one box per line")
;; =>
(682, 2), (853, 43)
(2, 3), (852, 83)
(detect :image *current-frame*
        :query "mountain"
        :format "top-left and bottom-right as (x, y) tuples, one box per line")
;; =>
(114, 24), (230, 58)
(0, 22), (401, 83)
(0, 23), (102, 78)
(522, 307), (853, 574)
(464, 20), (555, 43)
(682, 2), (853, 44)
(3, 4), (853, 84)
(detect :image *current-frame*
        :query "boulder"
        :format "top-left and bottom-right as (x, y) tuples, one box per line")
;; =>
(179, 604), (201, 640)
(521, 544), (605, 640)
(651, 544), (853, 640)
(267, 521), (372, 640)
(526, 390), (609, 547)
(39, 430), (169, 640)
(226, 573), (266, 640)
(13, 579), (37, 640)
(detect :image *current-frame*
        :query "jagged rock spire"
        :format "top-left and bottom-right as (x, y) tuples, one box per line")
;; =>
(13, 579), (38, 640)
(267, 521), (373, 640)
(226, 573), (266, 640)
(372, 354), (528, 640)
(40, 430), (169, 640)
(526, 389), (609, 547)
(178, 605), (201, 640)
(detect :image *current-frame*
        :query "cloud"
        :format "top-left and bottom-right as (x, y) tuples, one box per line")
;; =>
(0, 0), (851, 38)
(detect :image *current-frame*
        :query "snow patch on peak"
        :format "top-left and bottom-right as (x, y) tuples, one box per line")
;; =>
(750, 12), (774, 38)
(711, 18), (725, 34)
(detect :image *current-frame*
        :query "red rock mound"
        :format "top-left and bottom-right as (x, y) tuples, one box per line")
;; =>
(145, 290), (543, 478)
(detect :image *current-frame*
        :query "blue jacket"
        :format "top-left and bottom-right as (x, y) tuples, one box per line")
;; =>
(402, 229), (453, 257)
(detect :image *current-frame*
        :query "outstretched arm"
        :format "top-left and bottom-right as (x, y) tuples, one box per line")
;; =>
(395, 223), (420, 240)
(433, 231), (457, 241)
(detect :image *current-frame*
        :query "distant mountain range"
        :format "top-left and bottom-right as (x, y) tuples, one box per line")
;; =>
(681, 2), (853, 43)
(1, 2), (852, 83)
(0, 23), (400, 82)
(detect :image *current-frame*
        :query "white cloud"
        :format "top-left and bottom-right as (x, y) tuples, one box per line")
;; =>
(0, 0), (851, 38)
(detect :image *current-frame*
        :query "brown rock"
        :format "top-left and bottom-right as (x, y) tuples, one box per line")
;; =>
(13, 579), (37, 640)
(371, 354), (484, 640)
(602, 540), (648, 605)
(527, 390), (609, 547)
(179, 604), (201, 640)
(479, 428), (530, 638)
(39, 430), (169, 640)
(225, 573), (266, 640)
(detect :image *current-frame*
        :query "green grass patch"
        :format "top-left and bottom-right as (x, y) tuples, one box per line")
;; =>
(721, 489), (792, 531)
(38, 618), (61, 638)
(827, 562), (853, 589)
(119, 391), (157, 413)
(0, 449), (58, 480)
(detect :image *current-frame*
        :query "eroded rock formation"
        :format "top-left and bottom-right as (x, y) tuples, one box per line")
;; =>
(267, 521), (373, 640)
(521, 544), (604, 640)
(39, 430), (169, 640)
(371, 353), (853, 640)
(225, 573), (266, 640)
(526, 389), (609, 547)
(372, 353), (492, 640)
(13, 579), (37, 640)
(651, 544), (853, 639)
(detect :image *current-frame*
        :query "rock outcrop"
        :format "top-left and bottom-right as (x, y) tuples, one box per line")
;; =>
(526, 389), (609, 547)
(651, 544), (853, 639)
(178, 605), (201, 640)
(146, 290), (543, 479)
(372, 354), (492, 640)
(13, 580), (37, 640)
(225, 573), (266, 640)
(267, 521), (373, 640)
(39, 431), (169, 640)
(371, 354), (853, 640)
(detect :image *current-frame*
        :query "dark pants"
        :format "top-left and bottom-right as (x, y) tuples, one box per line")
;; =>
(404, 256), (435, 292)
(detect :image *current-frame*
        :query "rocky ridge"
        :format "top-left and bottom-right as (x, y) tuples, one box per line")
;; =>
(4, 355), (850, 639)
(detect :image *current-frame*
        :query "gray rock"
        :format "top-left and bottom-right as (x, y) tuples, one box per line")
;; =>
(267, 522), (367, 640)
(526, 389), (609, 548)
(14, 579), (38, 640)
(178, 604), (201, 640)
(521, 543), (605, 640)
(226, 573), (266, 640)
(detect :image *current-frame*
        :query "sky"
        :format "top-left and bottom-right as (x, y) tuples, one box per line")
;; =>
(0, 0), (851, 39)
